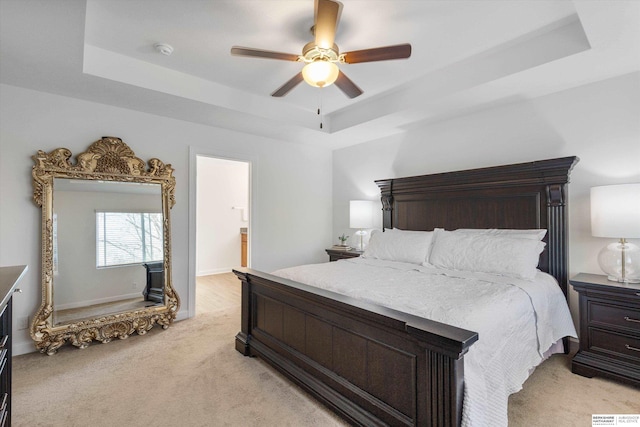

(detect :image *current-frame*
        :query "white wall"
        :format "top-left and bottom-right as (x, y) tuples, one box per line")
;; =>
(0, 83), (333, 355)
(3, 72), (636, 354)
(332, 72), (640, 331)
(196, 157), (249, 275)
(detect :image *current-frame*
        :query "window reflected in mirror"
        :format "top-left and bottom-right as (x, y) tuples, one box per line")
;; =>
(96, 211), (163, 268)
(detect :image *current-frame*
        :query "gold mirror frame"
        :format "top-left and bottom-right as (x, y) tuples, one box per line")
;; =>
(31, 136), (179, 355)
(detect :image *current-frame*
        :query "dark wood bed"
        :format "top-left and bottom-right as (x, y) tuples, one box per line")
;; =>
(233, 156), (578, 426)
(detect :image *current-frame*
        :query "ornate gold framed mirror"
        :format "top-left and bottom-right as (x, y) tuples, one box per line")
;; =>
(31, 137), (179, 355)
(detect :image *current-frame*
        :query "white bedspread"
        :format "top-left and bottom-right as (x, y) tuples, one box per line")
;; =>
(272, 258), (577, 427)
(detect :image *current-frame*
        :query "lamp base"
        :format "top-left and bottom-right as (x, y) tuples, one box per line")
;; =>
(598, 239), (640, 284)
(354, 229), (367, 252)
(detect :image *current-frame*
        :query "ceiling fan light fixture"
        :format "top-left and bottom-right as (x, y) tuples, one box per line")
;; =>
(302, 60), (339, 88)
(231, 0), (410, 98)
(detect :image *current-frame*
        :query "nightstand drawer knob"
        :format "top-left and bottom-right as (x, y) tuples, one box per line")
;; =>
(626, 344), (640, 352)
(624, 316), (640, 323)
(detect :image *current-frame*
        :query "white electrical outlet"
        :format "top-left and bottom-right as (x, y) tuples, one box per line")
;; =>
(17, 316), (29, 330)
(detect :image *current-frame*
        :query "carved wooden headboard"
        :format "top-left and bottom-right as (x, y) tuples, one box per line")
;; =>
(375, 156), (579, 295)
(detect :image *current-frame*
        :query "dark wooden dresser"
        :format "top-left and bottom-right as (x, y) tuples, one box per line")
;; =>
(0, 265), (27, 427)
(571, 273), (640, 386)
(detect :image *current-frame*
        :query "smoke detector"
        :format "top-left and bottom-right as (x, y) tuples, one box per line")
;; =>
(154, 43), (173, 56)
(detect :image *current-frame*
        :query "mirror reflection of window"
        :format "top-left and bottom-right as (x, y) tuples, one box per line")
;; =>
(96, 211), (163, 268)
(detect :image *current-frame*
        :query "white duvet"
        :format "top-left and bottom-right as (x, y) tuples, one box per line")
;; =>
(272, 257), (577, 427)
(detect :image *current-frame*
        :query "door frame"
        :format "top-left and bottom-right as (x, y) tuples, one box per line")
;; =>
(188, 146), (256, 318)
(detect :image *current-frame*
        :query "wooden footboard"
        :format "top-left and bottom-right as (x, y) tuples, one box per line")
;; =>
(234, 268), (478, 427)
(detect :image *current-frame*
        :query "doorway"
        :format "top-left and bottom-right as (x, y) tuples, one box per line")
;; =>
(194, 155), (250, 315)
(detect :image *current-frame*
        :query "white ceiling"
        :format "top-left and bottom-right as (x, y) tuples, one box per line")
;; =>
(1, 0), (639, 149)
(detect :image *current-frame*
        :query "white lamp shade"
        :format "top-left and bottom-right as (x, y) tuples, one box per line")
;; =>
(302, 61), (339, 88)
(350, 200), (374, 229)
(591, 183), (640, 238)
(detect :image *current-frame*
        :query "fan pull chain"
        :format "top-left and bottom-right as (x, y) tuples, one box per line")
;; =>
(318, 88), (323, 129)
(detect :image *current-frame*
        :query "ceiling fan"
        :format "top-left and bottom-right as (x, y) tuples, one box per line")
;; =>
(230, 0), (412, 99)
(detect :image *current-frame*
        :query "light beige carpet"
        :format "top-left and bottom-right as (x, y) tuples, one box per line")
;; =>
(13, 305), (347, 427)
(12, 274), (640, 426)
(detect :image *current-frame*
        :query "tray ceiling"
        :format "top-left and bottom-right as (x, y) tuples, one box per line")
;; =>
(1, 0), (638, 149)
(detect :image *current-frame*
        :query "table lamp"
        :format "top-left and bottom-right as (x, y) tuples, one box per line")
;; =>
(591, 183), (640, 283)
(350, 200), (374, 251)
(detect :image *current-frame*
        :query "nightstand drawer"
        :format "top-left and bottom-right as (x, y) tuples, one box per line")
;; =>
(589, 301), (640, 332)
(326, 249), (362, 262)
(590, 328), (640, 362)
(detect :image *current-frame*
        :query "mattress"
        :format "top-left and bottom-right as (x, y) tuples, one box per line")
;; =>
(273, 257), (577, 427)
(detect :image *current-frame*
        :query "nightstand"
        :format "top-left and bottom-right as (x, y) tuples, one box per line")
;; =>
(325, 248), (362, 262)
(570, 273), (640, 386)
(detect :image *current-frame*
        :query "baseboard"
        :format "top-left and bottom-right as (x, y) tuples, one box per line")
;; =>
(175, 309), (189, 321)
(14, 339), (37, 356)
(197, 267), (233, 276)
(55, 292), (142, 310)
(568, 337), (579, 353)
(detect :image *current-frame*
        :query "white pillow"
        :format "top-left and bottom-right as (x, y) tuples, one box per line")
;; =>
(427, 229), (545, 280)
(362, 229), (434, 264)
(454, 228), (547, 241)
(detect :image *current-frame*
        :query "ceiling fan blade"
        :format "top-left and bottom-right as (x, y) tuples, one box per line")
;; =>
(271, 72), (304, 97)
(342, 44), (412, 64)
(314, 0), (342, 49)
(334, 70), (363, 99)
(231, 46), (300, 62)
